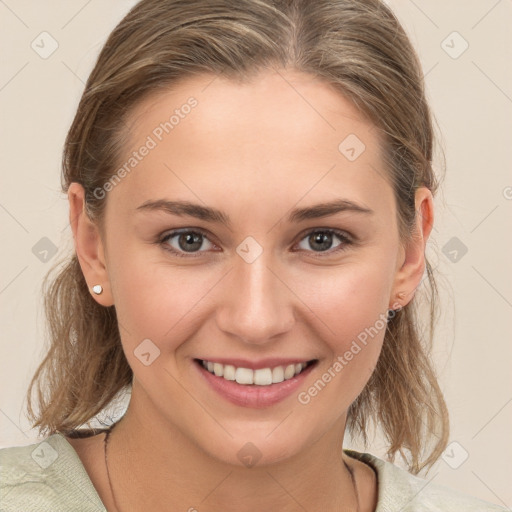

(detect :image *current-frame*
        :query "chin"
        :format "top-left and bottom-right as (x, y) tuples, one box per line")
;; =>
(201, 433), (304, 469)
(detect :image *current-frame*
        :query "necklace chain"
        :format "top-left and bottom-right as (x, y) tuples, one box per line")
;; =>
(103, 424), (360, 512)
(104, 425), (122, 512)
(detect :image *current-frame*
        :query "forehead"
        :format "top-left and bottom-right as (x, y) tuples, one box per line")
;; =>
(108, 69), (393, 219)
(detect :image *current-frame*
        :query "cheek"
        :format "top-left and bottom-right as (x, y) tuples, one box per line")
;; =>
(293, 259), (393, 342)
(286, 269), (392, 437)
(106, 242), (221, 350)
(290, 259), (394, 399)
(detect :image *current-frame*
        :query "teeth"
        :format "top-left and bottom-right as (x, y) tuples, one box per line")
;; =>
(272, 366), (284, 383)
(223, 364), (236, 381)
(254, 368), (272, 386)
(213, 363), (224, 377)
(201, 360), (310, 386)
(284, 364), (296, 380)
(235, 367), (253, 385)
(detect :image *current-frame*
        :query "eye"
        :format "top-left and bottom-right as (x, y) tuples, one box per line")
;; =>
(295, 228), (353, 255)
(158, 227), (354, 259)
(159, 229), (217, 257)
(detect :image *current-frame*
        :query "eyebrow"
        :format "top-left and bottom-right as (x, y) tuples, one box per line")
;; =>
(135, 198), (374, 227)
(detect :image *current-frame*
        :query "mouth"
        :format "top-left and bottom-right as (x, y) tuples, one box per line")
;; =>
(195, 358), (317, 385)
(193, 358), (319, 408)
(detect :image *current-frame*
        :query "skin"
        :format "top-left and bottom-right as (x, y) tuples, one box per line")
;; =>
(66, 68), (433, 512)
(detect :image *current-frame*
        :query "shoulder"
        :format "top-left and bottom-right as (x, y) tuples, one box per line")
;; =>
(0, 433), (106, 512)
(343, 449), (507, 512)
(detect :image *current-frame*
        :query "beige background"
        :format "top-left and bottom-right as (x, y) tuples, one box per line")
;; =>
(1, 0), (511, 507)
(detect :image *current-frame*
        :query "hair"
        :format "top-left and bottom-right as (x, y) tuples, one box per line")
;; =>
(26, 0), (448, 474)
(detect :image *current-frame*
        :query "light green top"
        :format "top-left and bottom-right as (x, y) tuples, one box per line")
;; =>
(0, 433), (507, 511)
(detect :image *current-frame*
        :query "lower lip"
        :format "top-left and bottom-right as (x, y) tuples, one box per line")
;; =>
(194, 359), (317, 409)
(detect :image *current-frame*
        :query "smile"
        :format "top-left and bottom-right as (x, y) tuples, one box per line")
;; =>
(193, 357), (319, 408)
(198, 358), (315, 386)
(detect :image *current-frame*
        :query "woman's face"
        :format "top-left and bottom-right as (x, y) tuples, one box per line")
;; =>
(89, 69), (418, 466)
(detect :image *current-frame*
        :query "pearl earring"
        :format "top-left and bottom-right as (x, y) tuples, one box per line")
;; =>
(92, 284), (103, 295)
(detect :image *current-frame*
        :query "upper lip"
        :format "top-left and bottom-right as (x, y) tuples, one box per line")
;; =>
(196, 357), (317, 370)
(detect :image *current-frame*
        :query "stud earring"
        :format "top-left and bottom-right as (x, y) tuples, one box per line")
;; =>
(92, 284), (103, 295)
(387, 291), (406, 321)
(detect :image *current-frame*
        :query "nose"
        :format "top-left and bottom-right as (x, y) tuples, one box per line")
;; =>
(215, 251), (295, 345)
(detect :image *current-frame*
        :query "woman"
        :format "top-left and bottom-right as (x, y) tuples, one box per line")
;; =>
(0, 0), (506, 510)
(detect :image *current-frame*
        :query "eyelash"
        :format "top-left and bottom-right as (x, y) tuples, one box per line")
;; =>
(158, 227), (354, 259)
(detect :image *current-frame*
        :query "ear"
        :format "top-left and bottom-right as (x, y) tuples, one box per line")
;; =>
(389, 186), (434, 309)
(68, 182), (114, 307)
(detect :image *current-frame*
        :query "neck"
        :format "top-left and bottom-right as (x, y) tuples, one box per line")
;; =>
(105, 387), (362, 512)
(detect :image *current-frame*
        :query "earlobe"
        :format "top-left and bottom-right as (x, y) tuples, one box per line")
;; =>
(389, 187), (434, 310)
(68, 182), (114, 307)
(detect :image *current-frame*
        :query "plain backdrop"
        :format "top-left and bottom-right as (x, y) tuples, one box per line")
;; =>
(0, 0), (511, 507)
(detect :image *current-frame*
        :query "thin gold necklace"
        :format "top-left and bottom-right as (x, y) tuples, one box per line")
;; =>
(104, 424), (361, 512)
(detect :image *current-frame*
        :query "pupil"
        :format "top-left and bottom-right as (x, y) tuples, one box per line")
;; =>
(176, 231), (334, 253)
(179, 232), (202, 252)
(310, 232), (332, 251)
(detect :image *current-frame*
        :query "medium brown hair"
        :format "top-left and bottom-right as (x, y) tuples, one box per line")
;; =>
(26, 0), (448, 474)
